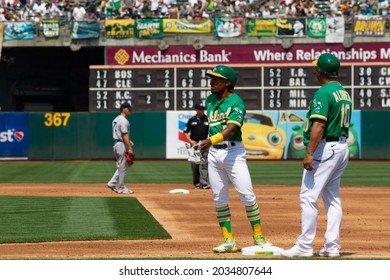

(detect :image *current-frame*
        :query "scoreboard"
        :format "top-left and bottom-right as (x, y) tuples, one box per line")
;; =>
(89, 64), (390, 111)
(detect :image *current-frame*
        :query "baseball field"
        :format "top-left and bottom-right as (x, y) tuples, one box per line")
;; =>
(0, 160), (389, 259)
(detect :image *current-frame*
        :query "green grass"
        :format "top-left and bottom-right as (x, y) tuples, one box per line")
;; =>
(0, 196), (171, 243)
(0, 160), (389, 186)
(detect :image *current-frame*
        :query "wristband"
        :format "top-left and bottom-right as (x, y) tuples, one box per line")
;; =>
(209, 132), (224, 145)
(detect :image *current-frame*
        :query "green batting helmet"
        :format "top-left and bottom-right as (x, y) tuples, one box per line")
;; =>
(206, 65), (238, 87)
(312, 53), (340, 77)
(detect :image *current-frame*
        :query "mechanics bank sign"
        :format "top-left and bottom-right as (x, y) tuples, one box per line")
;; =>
(0, 113), (29, 158)
(107, 43), (390, 65)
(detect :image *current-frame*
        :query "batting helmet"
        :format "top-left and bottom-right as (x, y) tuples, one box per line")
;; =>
(312, 53), (340, 77)
(206, 65), (238, 88)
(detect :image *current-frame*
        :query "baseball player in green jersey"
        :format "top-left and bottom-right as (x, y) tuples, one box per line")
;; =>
(281, 53), (352, 258)
(199, 65), (271, 253)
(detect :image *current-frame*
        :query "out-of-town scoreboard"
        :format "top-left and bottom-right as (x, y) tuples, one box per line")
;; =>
(89, 64), (390, 111)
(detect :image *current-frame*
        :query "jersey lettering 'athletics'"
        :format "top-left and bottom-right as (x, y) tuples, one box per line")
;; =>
(206, 93), (245, 141)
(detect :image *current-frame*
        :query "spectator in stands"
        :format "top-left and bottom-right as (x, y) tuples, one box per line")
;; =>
(286, 1), (297, 16)
(330, 0), (341, 14)
(159, 0), (168, 17)
(150, 0), (159, 16)
(305, 1), (318, 17)
(192, 7), (202, 19)
(180, 2), (193, 19)
(84, 5), (98, 21)
(235, 0), (247, 16)
(188, 0), (198, 8)
(261, 5), (274, 17)
(221, 1), (235, 18)
(141, 0), (153, 18)
(95, 0), (106, 20)
(379, 0), (389, 16)
(105, 0), (114, 19)
(276, 0), (288, 16)
(359, 1), (376, 15)
(0, 6), (6, 21)
(58, 0), (73, 21)
(72, 1), (85, 20)
(30, 0), (42, 20)
(131, 8), (141, 18)
(245, 6), (257, 18)
(201, 0), (216, 14)
(340, 0), (351, 15)
(43, 1), (62, 18)
(118, 1), (131, 18)
(167, 2), (179, 18)
(18, 4), (31, 20)
(119, 5), (131, 18)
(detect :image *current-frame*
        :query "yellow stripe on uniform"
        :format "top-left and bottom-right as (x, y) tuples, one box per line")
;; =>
(227, 120), (242, 127)
(310, 114), (327, 122)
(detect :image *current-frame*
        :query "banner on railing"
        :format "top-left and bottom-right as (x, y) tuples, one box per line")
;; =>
(246, 18), (276, 37)
(276, 17), (306, 37)
(71, 21), (100, 39)
(325, 15), (345, 43)
(4, 22), (34, 40)
(135, 19), (163, 39)
(307, 17), (326, 38)
(105, 19), (135, 39)
(162, 19), (212, 33)
(354, 15), (385, 36)
(214, 17), (244, 38)
(42, 19), (60, 38)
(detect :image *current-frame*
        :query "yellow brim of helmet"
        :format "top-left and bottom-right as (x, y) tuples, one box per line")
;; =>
(206, 72), (228, 80)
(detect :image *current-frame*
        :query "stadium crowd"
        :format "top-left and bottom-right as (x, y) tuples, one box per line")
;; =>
(0, 0), (389, 23)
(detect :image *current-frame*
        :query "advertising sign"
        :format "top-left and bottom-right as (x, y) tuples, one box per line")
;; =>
(106, 43), (390, 65)
(0, 113), (29, 159)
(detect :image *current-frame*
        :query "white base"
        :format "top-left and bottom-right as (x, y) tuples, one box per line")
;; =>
(241, 245), (283, 256)
(169, 188), (190, 194)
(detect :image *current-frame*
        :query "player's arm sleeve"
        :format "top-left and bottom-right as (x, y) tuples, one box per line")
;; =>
(227, 101), (245, 128)
(309, 95), (329, 123)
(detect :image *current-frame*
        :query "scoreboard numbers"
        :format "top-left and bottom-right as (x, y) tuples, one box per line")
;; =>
(89, 64), (390, 111)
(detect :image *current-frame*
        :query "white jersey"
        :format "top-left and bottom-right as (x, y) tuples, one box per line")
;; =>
(112, 115), (130, 142)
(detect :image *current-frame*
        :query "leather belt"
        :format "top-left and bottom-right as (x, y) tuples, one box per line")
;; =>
(325, 136), (346, 142)
(213, 142), (236, 149)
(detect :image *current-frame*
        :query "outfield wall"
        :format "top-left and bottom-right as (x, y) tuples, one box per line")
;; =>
(0, 111), (389, 160)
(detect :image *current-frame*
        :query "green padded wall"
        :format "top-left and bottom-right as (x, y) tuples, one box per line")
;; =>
(361, 111), (390, 159)
(28, 112), (166, 160)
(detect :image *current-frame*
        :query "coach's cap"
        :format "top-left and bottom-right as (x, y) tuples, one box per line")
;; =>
(312, 53), (340, 77)
(120, 102), (132, 110)
(194, 102), (205, 109)
(206, 65), (238, 88)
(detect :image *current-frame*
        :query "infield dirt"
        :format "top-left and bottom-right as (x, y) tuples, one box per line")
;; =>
(0, 184), (389, 259)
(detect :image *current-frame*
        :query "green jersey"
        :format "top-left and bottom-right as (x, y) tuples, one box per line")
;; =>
(303, 81), (352, 146)
(206, 93), (245, 141)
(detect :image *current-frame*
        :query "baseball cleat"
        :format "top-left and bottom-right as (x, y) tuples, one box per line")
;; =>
(212, 238), (239, 253)
(317, 248), (340, 257)
(107, 185), (117, 192)
(280, 245), (313, 258)
(253, 234), (272, 246)
(117, 188), (134, 194)
(201, 184), (210, 189)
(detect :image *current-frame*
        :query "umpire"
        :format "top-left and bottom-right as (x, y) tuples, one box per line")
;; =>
(184, 102), (210, 189)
